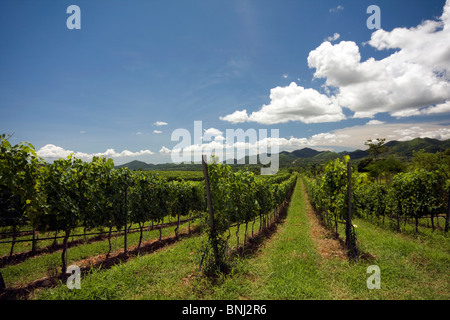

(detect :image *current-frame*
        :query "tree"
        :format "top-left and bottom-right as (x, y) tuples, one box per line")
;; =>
(357, 158), (374, 173)
(365, 138), (387, 160)
(366, 156), (406, 183)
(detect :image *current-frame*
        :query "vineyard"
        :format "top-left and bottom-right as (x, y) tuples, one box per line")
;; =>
(0, 135), (449, 300)
(305, 156), (450, 238)
(0, 135), (297, 297)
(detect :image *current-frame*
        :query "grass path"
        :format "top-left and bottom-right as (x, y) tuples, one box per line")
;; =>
(200, 177), (331, 299)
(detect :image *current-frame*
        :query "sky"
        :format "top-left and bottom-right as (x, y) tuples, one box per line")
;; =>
(1, 0), (450, 165)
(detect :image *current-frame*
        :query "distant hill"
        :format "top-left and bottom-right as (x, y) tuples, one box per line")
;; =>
(115, 160), (203, 171)
(384, 137), (450, 157)
(291, 148), (321, 158)
(115, 137), (450, 170)
(313, 151), (340, 161)
(116, 160), (151, 170)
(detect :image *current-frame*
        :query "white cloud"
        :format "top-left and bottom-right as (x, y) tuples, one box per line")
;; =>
(80, 130), (86, 134)
(219, 109), (250, 124)
(282, 74), (288, 79)
(154, 121), (168, 126)
(422, 101), (450, 115)
(37, 144), (154, 161)
(366, 120), (385, 125)
(159, 146), (171, 154)
(221, 82), (345, 125)
(326, 122), (450, 148)
(171, 130), (350, 161)
(309, 1), (450, 119)
(136, 131), (143, 135)
(329, 5), (344, 13)
(326, 33), (340, 42)
(37, 144), (90, 160)
(203, 128), (225, 142)
(169, 121), (450, 163)
(220, 1), (450, 126)
(153, 130), (162, 134)
(203, 128), (223, 137)
(392, 125), (450, 141)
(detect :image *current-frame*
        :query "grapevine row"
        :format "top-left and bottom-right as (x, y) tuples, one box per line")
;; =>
(1, 135), (296, 275)
(352, 168), (448, 232)
(304, 155), (450, 237)
(202, 162), (297, 272)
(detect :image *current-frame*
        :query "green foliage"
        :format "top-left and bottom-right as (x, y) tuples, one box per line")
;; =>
(0, 134), (43, 227)
(0, 135), (209, 272)
(203, 162), (296, 272)
(357, 158), (374, 173)
(389, 169), (444, 231)
(364, 138), (387, 159)
(366, 156), (406, 181)
(304, 157), (351, 232)
(411, 149), (450, 173)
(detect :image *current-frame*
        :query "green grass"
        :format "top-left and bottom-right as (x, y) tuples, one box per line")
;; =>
(308, 187), (450, 299)
(0, 215), (185, 257)
(322, 216), (450, 299)
(33, 231), (204, 300)
(1, 218), (197, 289)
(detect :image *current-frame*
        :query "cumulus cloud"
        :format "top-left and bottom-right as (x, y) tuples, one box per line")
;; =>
(309, 1), (450, 118)
(203, 128), (225, 141)
(169, 121), (450, 163)
(326, 122), (450, 148)
(153, 130), (162, 134)
(393, 126), (450, 141)
(37, 145), (91, 160)
(221, 82), (345, 125)
(366, 120), (385, 125)
(37, 144), (154, 161)
(422, 101), (450, 115)
(154, 121), (168, 126)
(159, 146), (171, 154)
(171, 130), (349, 160)
(222, 1), (450, 125)
(219, 109), (250, 124)
(326, 33), (340, 42)
(203, 128), (223, 137)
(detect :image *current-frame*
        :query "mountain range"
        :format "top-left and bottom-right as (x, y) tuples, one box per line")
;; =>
(116, 137), (450, 170)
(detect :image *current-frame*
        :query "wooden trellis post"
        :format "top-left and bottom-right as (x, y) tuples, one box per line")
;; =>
(0, 270), (5, 290)
(202, 155), (220, 267)
(124, 186), (128, 256)
(345, 161), (358, 260)
(445, 187), (450, 233)
(345, 161), (352, 243)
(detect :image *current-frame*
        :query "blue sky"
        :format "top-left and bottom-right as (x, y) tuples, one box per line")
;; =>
(1, 0), (449, 165)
